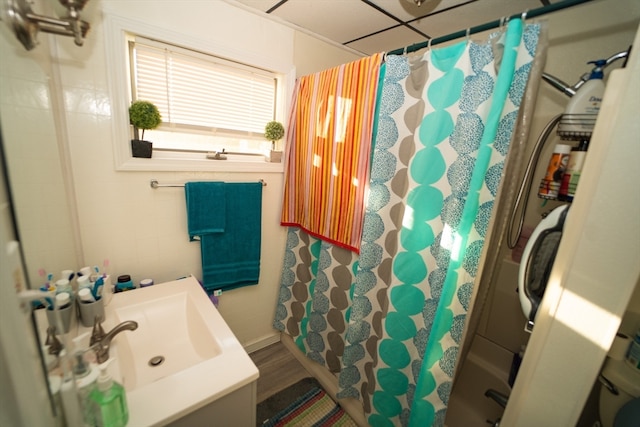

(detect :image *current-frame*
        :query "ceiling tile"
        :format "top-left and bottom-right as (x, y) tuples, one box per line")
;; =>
(346, 25), (427, 55)
(411, 0), (542, 40)
(233, 0), (281, 13)
(269, 0), (399, 44)
(369, 0), (478, 22)
(232, 0), (568, 56)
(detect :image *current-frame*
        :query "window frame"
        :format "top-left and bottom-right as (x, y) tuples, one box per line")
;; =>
(105, 14), (294, 173)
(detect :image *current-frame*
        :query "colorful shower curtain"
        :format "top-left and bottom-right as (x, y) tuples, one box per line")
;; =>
(275, 19), (540, 427)
(280, 53), (384, 253)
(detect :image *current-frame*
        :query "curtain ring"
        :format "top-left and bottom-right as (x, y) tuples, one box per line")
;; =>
(427, 37), (433, 51)
(499, 16), (506, 29)
(521, 9), (528, 22)
(465, 27), (471, 43)
(403, 46), (408, 55)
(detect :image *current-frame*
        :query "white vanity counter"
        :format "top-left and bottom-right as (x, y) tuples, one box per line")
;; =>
(106, 276), (259, 427)
(38, 275), (259, 427)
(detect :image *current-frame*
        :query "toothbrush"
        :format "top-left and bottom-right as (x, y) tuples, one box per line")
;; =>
(103, 259), (109, 278)
(91, 277), (104, 301)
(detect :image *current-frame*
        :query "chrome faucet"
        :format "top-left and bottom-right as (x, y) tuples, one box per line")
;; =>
(92, 320), (138, 363)
(485, 388), (509, 408)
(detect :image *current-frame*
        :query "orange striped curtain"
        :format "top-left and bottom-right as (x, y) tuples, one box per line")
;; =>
(281, 53), (383, 253)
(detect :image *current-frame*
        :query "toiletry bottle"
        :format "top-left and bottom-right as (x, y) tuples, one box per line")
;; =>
(626, 328), (640, 370)
(115, 275), (135, 292)
(78, 287), (96, 303)
(538, 143), (571, 200)
(77, 275), (91, 292)
(557, 59), (606, 139)
(139, 278), (154, 288)
(55, 292), (72, 310)
(558, 139), (589, 201)
(73, 351), (99, 426)
(56, 279), (73, 298)
(90, 359), (129, 427)
(60, 372), (85, 427)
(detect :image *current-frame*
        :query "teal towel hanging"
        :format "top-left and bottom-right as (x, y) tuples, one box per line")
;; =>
(185, 182), (226, 240)
(197, 182), (262, 293)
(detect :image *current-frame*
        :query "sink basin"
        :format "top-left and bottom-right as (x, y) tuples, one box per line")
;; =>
(103, 276), (258, 426)
(112, 286), (221, 390)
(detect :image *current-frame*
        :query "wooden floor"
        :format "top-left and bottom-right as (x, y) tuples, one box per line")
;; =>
(249, 340), (312, 403)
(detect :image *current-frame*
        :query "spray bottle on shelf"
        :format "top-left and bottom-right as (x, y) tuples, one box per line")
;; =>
(557, 59), (606, 139)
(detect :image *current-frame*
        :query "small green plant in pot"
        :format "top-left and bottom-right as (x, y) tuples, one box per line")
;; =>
(265, 120), (285, 163)
(129, 100), (162, 158)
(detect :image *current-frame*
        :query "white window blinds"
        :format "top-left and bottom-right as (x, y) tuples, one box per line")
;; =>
(130, 38), (277, 137)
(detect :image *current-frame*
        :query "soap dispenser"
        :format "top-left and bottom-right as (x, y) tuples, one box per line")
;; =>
(90, 358), (128, 427)
(73, 350), (99, 426)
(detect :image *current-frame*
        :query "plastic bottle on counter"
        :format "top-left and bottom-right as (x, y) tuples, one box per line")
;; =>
(77, 275), (91, 292)
(78, 287), (96, 303)
(90, 359), (129, 427)
(115, 275), (136, 293)
(139, 279), (154, 288)
(55, 292), (72, 309)
(73, 351), (99, 426)
(56, 279), (73, 298)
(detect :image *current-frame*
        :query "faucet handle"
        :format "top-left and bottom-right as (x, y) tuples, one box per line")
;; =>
(46, 326), (63, 356)
(89, 315), (106, 346)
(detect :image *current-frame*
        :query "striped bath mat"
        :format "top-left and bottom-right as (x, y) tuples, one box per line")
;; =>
(261, 385), (357, 426)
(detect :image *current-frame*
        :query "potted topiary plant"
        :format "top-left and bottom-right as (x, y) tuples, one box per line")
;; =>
(265, 120), (285, 163)
(129, 100), (162, 158)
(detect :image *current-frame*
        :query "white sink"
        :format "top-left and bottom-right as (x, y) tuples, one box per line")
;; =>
(112, 286), (221, 390)
(104, 276), (258, 426)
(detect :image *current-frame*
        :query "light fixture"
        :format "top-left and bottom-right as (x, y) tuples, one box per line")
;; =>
(5, 0), (91, 51)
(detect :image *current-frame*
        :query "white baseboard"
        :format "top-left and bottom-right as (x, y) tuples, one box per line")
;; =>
(244, 332), (281, 354)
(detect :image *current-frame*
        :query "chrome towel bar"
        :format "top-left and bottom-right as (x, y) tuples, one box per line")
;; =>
(150, 179), (266, 189)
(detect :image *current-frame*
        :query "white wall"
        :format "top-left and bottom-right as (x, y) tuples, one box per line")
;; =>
(0, 1), (358, 424)
(6, 0), (359, 351)
(0, 6), (80, 287)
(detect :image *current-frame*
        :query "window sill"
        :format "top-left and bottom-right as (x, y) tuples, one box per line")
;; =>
(116, 152), (285, 173)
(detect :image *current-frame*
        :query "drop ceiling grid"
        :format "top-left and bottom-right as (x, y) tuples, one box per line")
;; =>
(368, 0), (479, 22)
(347, 25), (428, 55)
(232, 0), (560, 55)
(270, 0), (400, 44)
(410, 0), (545, 41)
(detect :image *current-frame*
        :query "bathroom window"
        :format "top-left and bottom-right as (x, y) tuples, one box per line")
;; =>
(105, 13), (293, 172)
(129, 37), (280, 156)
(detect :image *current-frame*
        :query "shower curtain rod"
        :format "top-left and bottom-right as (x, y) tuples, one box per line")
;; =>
(387, 0), (596, 55)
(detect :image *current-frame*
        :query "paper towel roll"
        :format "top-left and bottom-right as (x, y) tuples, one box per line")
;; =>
(609, 332), (631, 360)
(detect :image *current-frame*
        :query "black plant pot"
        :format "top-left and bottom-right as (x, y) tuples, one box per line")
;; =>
(131, 139), (152, 158)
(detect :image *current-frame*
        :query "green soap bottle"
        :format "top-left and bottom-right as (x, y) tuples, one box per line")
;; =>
(90, 359), (129, 427)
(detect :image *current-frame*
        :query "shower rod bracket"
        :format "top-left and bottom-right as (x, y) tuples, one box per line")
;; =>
(6, 0), (91, 51)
